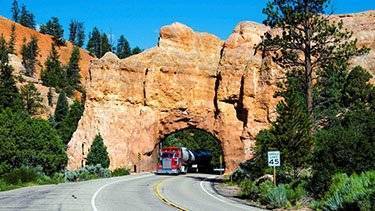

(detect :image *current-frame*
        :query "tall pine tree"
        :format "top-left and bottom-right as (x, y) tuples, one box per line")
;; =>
(20, 82), (43, 115)
(8, 24), (16, 55)
(41, 44), (66, 90)
(40, 17), (64, 44)
(87, 27), (112, 58)
(100, 33), (112, 57)
(66, 46), (82, 94)
(0, 36), (22, 111)
(58, 100), (84, 145)
(258, 0), (367, 115)
(21, 36), (39, 77)
(69, 20), (85, 47)
(11, 0), (19, 22)
(86, 134), (110, 168)
(19, 5), (35, 29)
(116, 35), (131, 59)
(54, 91), (68, 124)
(86, 27), (101, 57)
(255, 71), (312, 179)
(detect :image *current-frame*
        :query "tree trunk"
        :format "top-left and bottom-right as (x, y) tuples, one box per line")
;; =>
(306, 56), (313, 115)
(305, 24), (313, 115)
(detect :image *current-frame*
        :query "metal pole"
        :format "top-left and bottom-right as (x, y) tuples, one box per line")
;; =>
(273, 166), (276, 186)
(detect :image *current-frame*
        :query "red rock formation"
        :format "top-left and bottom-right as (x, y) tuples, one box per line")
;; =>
(67, 11), (375, 173)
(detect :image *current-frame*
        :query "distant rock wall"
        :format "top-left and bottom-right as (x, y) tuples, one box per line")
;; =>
(67, 11), (375, 172)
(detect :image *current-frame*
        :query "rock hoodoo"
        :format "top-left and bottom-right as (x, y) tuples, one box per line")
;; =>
(67, 11), (375, 172)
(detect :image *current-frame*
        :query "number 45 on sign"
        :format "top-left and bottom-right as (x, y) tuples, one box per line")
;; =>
(268, 151), (280, 167)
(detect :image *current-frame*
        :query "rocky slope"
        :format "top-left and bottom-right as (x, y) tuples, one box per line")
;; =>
(0, 16), (94, 81)
(30, 10), (373, 172)
(1, 16), (94, 117)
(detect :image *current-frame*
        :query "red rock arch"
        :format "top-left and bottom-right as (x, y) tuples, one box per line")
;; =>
(67, 22), (281, 173)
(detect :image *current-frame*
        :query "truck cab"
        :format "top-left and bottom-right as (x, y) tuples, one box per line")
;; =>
(156, 147), (188, 175)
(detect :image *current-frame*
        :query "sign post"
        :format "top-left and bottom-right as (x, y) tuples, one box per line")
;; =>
(267, 151), (280, 185)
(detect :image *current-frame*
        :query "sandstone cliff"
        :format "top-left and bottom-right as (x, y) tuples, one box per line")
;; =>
(66, 11), (375, 172)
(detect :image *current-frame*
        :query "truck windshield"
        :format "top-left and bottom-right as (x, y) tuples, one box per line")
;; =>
(161, 153), (174, 158)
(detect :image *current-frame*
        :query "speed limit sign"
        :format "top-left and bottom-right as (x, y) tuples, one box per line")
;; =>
(268, 151), (280, 167)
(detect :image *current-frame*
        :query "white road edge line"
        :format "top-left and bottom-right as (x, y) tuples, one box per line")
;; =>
(91, 173), (153, 211)
(199, 178), (247, 210)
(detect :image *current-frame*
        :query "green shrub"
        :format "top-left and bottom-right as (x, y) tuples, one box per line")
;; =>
(239, 179), (258, 198)
(259, 180), (274, 197)
(1, 166), (43, 184)
(264, 185), (290, 208)
(65, 164), (111, 182)
(111, 167), (130, 177)
(0, 166), (66, 191)
(285, 182), (307, 204)
(257, 180), (307, 209)
(320, 171), (375, 211)
(36, 172), (65, 185)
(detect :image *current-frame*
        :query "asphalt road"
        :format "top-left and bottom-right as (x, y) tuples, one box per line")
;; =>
(0, 173), (262, 211)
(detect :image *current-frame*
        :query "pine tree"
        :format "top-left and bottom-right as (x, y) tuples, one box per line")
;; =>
(40, 17), (64, 44)
(58, 100), (84, 145)
(68, 21), (77, 44)
(66, 46), (81, 93)
(11, 0), (19, 22)
(258, 0), (367, 115)
(8, 24), (16, 54)
(20, 82), (43, 115)
(19, 5), (35, 29)
(86, 134), (110, 168)
(76, 23), (85, 47)
(41, 44), (66, 90)
(313, 59), (349, 127)
(311, 66), (374, 193)
(54, 91), (68, 123)
(131, 46), (142, 55)
(20, 36), (39, 77)
(69, 20), (85, 47)
(86, 27), (101, 57)
(100, 33), (112, 57)
(116, 35), (131, 59)
(0, 36), (22, 111)
(255, 71), (312, 179)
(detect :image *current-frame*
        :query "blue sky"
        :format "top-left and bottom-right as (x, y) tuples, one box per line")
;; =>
(0, 0), (374, 49)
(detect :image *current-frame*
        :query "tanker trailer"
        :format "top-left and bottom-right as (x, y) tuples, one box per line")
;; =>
(189, 149), (213, 173)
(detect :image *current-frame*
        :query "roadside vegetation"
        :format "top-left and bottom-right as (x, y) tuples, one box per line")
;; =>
(230, 0), (375, 210)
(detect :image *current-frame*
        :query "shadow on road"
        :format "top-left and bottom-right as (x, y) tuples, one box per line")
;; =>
(185, 174), (223, 183)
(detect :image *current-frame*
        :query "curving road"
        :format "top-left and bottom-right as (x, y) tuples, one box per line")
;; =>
(0, 173), (263, 211)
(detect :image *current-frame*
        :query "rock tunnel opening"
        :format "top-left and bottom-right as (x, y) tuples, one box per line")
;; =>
(156, 127), (225, 174)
